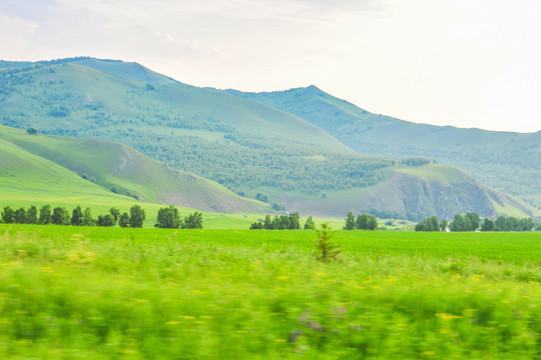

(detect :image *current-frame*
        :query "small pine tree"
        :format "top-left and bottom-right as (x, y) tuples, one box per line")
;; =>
(313, 223), (340, 262)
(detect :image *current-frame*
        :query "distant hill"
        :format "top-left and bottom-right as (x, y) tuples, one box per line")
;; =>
(0, 126), (266, 213)
(225, 86), (541, 210)
(0, 58), (536, 219)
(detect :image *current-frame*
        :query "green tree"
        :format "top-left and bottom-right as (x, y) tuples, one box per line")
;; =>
(182, 211), (203, 229)
(303, 216), (315, 230)
(494, 215), (507, 231)
(465, 212), (480, 231)
(415, 216), (439, 232)
(109, 207), (120, 223)
(38, 204), (52, 225)
(255, 193), (268, 203)
(357, 213), (377, 230)
(506, 217), (520, 232)
(287, 212), (301, 230)
(129, 205), (146, 228)
(26, 127), (38, 135)
(52, 207), (70, 225)
(2, 206), (15, 223)
(83, 207), (95, 226)
(344, 211), (356, 230)
(263, 215), (273, 230)
(449, 214), (469, 232)
(118, 212), (130, 228)
(481, 218), (495, 232)
(155, 205), (181, 229)
(313, 223), (340, 262)
(25, 205), (38, 224)
(71, 205), (84, 226)
(14, 207), (26, 224)
(519, 217), (535, 231)
(97, 214), (116, 227)
(440, 219), (449, 232)
(250, 221), (264, 229)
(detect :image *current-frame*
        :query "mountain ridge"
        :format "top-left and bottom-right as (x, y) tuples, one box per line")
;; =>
(1, 57), (537, 219)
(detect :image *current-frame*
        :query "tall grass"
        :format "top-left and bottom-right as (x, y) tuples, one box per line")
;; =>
(0, 225), (540, 358)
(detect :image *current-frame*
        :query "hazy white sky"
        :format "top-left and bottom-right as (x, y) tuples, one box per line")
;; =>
(1, 0), (540, 133)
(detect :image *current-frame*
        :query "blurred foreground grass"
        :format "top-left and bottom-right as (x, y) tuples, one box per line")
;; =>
(0, 225), (540, 359)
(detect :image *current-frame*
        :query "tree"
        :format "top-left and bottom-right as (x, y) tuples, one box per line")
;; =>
(303, 216), (315, 230)
(449, 214), (469, 232)
(118, 212), (130, 228)
(519, 218), (535, 231)
(465, 212), (480, 231)
(25, 206), (38, 224)
(367, 215), (378, 230)
(263, 215), (273, 230)
(71, 205), (84, 226)
(344, 211), (356, 230)
(313, 223), (340, 262)
(129, 205), (146, 228)
(415, 216), (440, 232)
(182, 211), (203, 229)
(440, 219), (449, 232)
(26, 127), (38, 135)
(287, 212), (301, 230)
(109, 207), (120, 224)
(481, 218), (495, 232)
(1, 206), (15, 223)
(97, 214), (115, 227)
(155, 205), (181, 229)
(52, 207), (70, 225)
(506, 217), (520, 232)
(83, 207), (95, 226)
(39, 204), (52, 225)
(357, 214), (377, 230)
(255, 193), (268, 203)
(14, 207), (26, 224)
(250, 221), (263, 230)
(494, 215), (507, 231)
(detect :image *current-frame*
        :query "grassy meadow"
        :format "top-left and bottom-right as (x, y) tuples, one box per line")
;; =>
(1, 225), (540, 359)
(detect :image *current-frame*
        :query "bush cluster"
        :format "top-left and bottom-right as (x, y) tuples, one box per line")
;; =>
(343, 211), (378, 230)
(250, 213), (301, 230)
(154, 205), (203, 229)
(415, 212), (537, 232)
(1, 204), (146, 228)
(1, 204), (205, 229)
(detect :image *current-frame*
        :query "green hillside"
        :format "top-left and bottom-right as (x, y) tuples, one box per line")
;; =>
(225, 86), (541, 209)
(0, 134), (137, 209)
(0, 126), (265, 214)
(267, 164), (536, 219)
(0, 58), (394, 196)
(0, 58), (535, 219)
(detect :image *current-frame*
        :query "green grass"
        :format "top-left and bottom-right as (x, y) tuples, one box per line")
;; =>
(1, 225), (540, 359)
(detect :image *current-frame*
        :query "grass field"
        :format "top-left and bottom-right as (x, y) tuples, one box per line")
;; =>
(1, 225), (540, 359)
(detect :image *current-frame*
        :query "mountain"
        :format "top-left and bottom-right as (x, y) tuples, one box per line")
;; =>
(0, 126), (266, 213)
(225, 86), (541, 210)
(0, 58), (536, 219)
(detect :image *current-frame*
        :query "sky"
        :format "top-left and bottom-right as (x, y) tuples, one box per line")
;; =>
(1, 0), (540, 133)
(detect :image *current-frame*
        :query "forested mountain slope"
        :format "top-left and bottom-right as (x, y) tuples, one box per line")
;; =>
(226, 86), (541, 209)
(0, 126), (266, 213)
(0, 58), (535, 219)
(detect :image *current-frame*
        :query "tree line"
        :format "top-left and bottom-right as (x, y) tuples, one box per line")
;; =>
(250, 213), (312, 230)
(1, 204), (203, 229)
(415, 212), (539, 232)
(343, 211), (378, 230)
